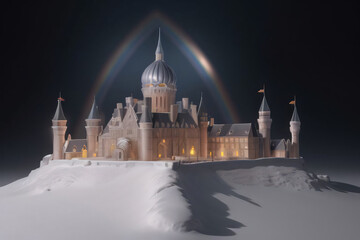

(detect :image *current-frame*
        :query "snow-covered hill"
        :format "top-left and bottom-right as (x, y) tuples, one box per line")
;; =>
(0, 159), (359, 240)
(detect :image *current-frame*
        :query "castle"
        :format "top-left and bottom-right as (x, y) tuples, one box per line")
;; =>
(51, 30), (301, 162)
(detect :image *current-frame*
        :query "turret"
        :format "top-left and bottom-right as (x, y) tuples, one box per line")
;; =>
(141, 28), (177, 113)
(52, 95), (67, 160)
(139, 98), (153, 161)
(257, 90), (272, 157)
(198, 93), (208, 159)
(290, 99), (301, 158)
(85, 98), (102, 158)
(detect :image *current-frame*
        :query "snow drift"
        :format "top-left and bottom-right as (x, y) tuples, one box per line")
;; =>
(0, 158), (359, 240)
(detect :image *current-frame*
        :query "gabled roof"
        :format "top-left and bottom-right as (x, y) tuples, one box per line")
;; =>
(271, 139), (286, 151)
(152, 112), (197, 128)
(53, 100), (66, 120)
(153, 113), (173, 128)
(259, 95), (270, 112)
(65, 139), (87, 153)
(291, 105), (300, 122)
(175, 112), (197, 128)
(208, 123), (258, 137)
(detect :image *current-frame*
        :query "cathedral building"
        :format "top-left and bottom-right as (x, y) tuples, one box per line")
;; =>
(51, 30), (301, 162)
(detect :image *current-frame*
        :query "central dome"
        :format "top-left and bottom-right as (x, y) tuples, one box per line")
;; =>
(141, 29), (176, 88)
(141, 60), (176, 87)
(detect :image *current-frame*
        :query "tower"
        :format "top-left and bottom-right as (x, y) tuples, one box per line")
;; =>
(141, 28), (177, 113)
(290, 99), (301, 158)
(139, 98), (153, 161)
(198, 93), (208, 158)
(257, 91), (272, 157)
(52, 96), (67, 160)
(85, 98), (102, 158)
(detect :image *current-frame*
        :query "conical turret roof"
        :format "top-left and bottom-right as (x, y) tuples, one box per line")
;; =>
(291, 105), (300, 122)
(53, 99), (66, 120)
(87, 98), (100, 119)
(259, 95), (270, 112)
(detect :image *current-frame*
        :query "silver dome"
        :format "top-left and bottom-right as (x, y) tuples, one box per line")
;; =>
(141, 60), (176, 87)
(141, 28), (176, 88)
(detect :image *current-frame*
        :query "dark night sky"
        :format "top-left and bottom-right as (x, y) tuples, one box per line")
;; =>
(0, 0), (359, 184)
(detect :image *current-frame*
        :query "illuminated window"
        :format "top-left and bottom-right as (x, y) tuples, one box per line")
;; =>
(190, 146), (195, 155)
(209, 152), (212, 157)
(72, 145), (77, 152)
(162, 139), (166, 143)
(221, 151), (224, 157)
(93, 153), (97, 157)
(158, 153), (162, 158)
(82, 145), (87, 158)
(182, 148), (185, 154)
(236, 151), (239, 157)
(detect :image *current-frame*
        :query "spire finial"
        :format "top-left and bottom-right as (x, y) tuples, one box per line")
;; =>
(53, 93), (66, 120)
(155, 28), (164, 61)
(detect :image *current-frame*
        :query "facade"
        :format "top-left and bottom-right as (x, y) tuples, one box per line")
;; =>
(51, 30), (301, 162)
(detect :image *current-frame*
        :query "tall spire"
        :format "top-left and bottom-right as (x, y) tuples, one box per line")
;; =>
(53, 93), (66, 120)
(258, 84), (270, 112)
(155, 28), (164, 61)
(87, 97), (100, 119)
(198, 92), (207, 115)
(291, 97), (300, 122)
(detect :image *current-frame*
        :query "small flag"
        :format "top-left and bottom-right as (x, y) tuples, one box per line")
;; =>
(258, 89), (264, 93)
(289, 100), (295, 105)
(58, 97), (65, 101)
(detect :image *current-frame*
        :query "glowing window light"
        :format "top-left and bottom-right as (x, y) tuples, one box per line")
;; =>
(190, 146), (195, 155)
(221, 151), (224, 157)
(93, 153), (97, 157)
(162, 139), (166, 143)
(209, 152), (212, 157)
(158, 153), (162, 158)
(182, 148), (185, 154)
(236, 151), (239, 157)
(82, 145), (87, 158)
(110, 143), (115, 152)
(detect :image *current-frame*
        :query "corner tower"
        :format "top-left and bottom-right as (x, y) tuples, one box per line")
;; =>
(52, 95), (67, 160)
(290, 99), (301, 158)
(139, 98), (153, 161)
(85, 98), (102, 158)
(257, 90), (272, 157)
(198, 93), (208, 158)
(141, 28), (176, 113)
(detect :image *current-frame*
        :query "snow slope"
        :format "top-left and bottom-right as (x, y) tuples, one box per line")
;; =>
(0, 159), (359, 240)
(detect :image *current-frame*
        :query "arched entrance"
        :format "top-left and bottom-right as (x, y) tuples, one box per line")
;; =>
(158, 142), (167, 159)
(113, 138), (130, 161)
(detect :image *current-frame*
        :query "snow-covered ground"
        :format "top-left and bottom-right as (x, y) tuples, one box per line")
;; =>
(0, 159), (359, 240)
